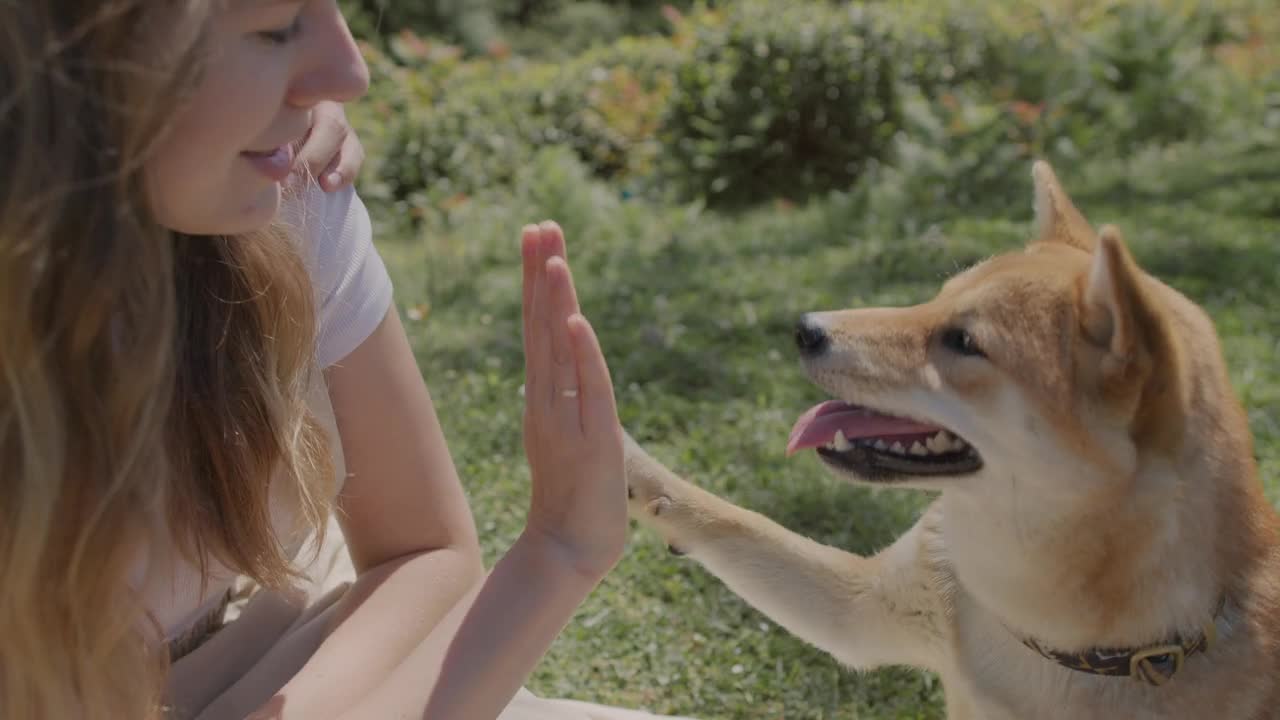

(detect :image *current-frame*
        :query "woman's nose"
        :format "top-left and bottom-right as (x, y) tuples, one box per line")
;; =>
(289, 3), (370, 108)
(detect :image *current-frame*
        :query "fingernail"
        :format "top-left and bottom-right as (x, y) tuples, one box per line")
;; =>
(325, 172), (343, 188)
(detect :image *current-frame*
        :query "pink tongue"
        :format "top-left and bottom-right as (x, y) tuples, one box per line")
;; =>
(786, 400), (941, 456)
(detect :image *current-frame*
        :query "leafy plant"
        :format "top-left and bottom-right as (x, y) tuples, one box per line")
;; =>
(657, 1), (902, 207)
(370, 37), (685, 212)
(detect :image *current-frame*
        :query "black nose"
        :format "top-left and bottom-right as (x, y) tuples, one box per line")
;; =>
(794, 314), (829, 357)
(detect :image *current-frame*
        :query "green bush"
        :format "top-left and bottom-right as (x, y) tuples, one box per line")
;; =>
(347, 0), (1274, 218)
(657, 1), (902, 208)
(825, 0), (1268, 237)
(370, 36), (685, 211)
(842, 85), (1040, 237)
(889, 0), (1256, 156)
(882, 1), (1001, 98)
(342, 0), (699, 59)
(342, 0), (503, 54)
(497, 2), (693, 59)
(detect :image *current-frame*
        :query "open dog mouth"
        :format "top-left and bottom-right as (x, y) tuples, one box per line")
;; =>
(787, 400), (983, 479)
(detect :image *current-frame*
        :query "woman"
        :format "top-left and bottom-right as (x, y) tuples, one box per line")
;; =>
(0, 1), (690, 719)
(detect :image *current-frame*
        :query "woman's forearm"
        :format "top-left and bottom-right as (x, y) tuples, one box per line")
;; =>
(275, 544), (485, 716)
(198, 545), (484, 720)
(333, 530), (609, 720)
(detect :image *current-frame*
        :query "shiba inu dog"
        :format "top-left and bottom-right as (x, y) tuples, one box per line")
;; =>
(623, 162), (1280, 719)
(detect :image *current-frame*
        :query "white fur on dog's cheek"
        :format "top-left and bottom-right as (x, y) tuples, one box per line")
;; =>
(921, 364), (944, 391)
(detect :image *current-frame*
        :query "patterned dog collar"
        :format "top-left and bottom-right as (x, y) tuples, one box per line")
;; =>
(1016, 597), (1225, 687)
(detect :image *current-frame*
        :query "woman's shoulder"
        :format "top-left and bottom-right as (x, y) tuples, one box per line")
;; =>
(284, 181), (369, 285)
(284, 181), (394, 368)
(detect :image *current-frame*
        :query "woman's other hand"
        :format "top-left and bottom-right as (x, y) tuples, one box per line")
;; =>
(297, 100), (365, 192)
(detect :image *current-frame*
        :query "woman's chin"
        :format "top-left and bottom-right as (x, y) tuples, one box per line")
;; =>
(229, 184), (283, 232)
(154, 185), (281, 237)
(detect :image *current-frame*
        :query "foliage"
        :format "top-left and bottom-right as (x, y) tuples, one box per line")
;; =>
(835, 0), (1278, 234)
(656, 1), (901, 207)
(892, 0), (1270, 156)
(342, 0), (699, 58)
(352, 0), (1278, 218)
(362, 36), (684, 212)
(341, 0), (504, 55)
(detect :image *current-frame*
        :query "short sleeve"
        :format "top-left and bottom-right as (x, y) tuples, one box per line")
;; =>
(290, 184), (394, 368)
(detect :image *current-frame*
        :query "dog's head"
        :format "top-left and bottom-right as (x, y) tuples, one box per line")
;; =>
(787, 161), (1231, 501)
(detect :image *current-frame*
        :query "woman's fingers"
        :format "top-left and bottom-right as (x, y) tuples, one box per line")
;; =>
(521, 219), (606, 435)
(525, 226), (555, 410)
(520, 224), (541, 362)
(521, 221), (568, 363)
(567, 313), (618, 436)
(296, 101), (364, 191)
(540, 220), (567, 264)
(545, 256), (583, 418)
(320, 127), (366, 191)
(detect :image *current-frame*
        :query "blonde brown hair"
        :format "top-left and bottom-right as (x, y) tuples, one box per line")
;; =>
(0, 2), (333, 717)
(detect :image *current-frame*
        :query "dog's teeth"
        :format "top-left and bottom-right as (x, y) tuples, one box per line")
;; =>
(910, 441), (928, 456)
(833, 430), (853, 452)
(874, 439), (888, 451)
(926, 433), (947, 454)
(890, 441), (906, 455)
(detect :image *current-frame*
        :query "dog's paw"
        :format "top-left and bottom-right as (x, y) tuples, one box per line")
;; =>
(624, 447), (675, 520)
(625, 469), (674, 521)
(623, 431), (695, 556)
(627, 487), (689, 556)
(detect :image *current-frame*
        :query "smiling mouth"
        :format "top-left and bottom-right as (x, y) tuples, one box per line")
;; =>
(787, 400), (984, 480)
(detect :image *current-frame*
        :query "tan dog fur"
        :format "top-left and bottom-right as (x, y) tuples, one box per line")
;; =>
(624, 162), (1280, 719)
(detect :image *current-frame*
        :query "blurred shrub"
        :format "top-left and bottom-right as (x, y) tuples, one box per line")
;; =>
(843, 86), (1038, 237)
(891, 0), (1257, 155)
(342, 0), (700, 58)
(1000, 1), (1231, 149)
(366, 36), (684, 210)
(883, 1), (1000, 97)
(657, 1), (901, 207)
(828, 0), (1271, 236)
(346, 0), (1276, 218)
(342, 0), (503, 55)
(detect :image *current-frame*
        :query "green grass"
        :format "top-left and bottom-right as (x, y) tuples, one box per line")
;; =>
(362, 141), (1280, 718)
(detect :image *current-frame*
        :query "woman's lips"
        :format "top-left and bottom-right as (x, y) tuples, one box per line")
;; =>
(241, 144), (296, 182)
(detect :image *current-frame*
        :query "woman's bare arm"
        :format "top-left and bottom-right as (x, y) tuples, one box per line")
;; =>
(201, 222), (624, 720)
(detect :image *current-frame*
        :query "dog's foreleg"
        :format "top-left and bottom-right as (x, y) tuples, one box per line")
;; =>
(624, 433), (947, 671)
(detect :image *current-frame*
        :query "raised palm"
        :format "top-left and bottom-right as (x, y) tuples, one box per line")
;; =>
(519, 221), (627, 579)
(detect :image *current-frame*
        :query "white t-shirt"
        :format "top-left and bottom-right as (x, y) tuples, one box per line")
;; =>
(132, 184), (393, 645)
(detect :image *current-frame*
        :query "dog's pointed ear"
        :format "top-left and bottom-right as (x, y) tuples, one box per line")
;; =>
(1032, 161), (1096, 251)
(1080, 226), (1187, 442)
(1081, 225), (1154, 368)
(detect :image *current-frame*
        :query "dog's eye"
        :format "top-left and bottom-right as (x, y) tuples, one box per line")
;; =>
(940, 327), (984, 358)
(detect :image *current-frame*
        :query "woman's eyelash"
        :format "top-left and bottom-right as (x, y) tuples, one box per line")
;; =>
(258, 18), (303, 45)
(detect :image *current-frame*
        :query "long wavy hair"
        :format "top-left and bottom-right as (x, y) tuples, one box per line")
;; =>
(0, 2), (335, 718)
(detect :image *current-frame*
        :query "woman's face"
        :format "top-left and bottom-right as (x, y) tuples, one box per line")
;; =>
(146, 0), (369, 235)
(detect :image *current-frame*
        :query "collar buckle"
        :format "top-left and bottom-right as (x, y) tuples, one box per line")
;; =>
(1129, 644), (1185, 686)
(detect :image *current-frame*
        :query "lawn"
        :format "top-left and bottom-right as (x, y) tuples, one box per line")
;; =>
(346, 1), (1280, 717)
